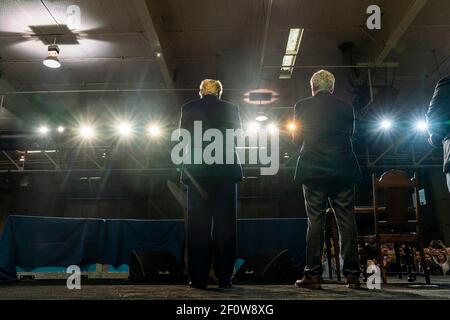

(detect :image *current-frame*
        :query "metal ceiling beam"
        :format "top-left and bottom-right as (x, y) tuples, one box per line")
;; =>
(0, 77), (37, 122)
(415, 148), (434, 165)
(134, 0), (174, 90)
(2, 151), (21, 170)
(43, 151), (60, 170)
(0, 57), (157, 64)
(375, 0), (428, 64)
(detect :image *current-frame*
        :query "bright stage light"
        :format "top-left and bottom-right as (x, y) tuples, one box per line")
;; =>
(380, 119), (393, 130)
(38, 126), (50, 135)
(267, 123), (279, 134)
(287, 122), (297, 131)
(57, 126), (65, 133)
(78, 125), (95, 140)
(415, 120), (429, 132)
(147, 124), (162, 137)
(247, 121), (260, 132)
(115, 121), (133, 137)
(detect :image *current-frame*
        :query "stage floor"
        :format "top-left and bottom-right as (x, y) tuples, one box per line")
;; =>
(1, 277), (450, 300)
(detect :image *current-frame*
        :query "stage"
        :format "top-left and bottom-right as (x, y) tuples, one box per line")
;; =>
(0, 216), (307, 282)
(1, 277), (449, 300)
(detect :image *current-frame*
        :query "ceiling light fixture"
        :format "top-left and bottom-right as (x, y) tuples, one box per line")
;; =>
(279, 28), (304, 80)
(255, 112), (269, 122)
(43, 43), (61, 69)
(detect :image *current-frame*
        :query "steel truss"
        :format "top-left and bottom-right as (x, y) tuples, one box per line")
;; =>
(0, 142), (442, 174)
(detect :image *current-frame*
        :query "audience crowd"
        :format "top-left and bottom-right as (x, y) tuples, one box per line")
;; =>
(363, 240), (450, 276)
(322, 240), (450, 278)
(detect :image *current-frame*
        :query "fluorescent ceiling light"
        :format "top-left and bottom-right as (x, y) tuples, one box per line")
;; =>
(279, 67), (294, 79)
(279, 28), (304, 79)
(282, 55), (295, 67)
(286, 28), (304, 55)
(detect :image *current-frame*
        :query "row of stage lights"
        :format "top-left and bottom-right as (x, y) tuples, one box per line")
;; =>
(34, 118), (429, 140)
(36, 122), (163, 140)
(35, 121), (294, 140)
(379, 119), (429, 132)
(247, 118), (429, 134)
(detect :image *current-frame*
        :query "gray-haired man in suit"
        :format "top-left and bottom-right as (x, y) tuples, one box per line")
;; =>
(292, 70), (362, 289)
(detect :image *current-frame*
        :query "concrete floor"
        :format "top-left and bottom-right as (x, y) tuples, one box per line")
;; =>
(0, 277), (449, 300)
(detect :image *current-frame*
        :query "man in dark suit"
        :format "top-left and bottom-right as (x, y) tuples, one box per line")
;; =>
(293, 70), (362, 289)
(426, 75), (450, 192)
(178, 79), (243, 289)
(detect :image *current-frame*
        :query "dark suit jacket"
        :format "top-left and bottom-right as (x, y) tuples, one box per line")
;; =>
(426, 75), (450, 173)
(179, 95), (244, 183)
(293, 91), (362, 183)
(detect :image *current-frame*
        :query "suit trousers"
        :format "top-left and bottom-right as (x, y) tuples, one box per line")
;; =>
(186, 178), (237, 284)
(302, 179), (360, 278)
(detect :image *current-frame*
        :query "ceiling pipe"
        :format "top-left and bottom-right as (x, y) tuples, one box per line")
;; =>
(264, 63), (399, 69)
(0, 31), (146, 39)
(0, 88), (206, 95)
(359, 69), (374, 118)
(257, 0), (273, 87)
(0, 57), (157, 64)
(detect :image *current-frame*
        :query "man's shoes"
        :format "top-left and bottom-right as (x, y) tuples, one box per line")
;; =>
(407, 274), (416, 282)
(295, 275), (322, 289)
(188, 281), (207, 290)
(346, 274), (361, 289)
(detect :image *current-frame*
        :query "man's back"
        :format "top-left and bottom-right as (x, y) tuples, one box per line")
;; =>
(179, 95), (243, 182)
(427, 75), (450, 173)
(180, 80), (240, 289)
(294, 92), (361, 182)
(427, 76), (450, 142)
(427, 75), (450, 193)
(181, 95), (240, 132)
